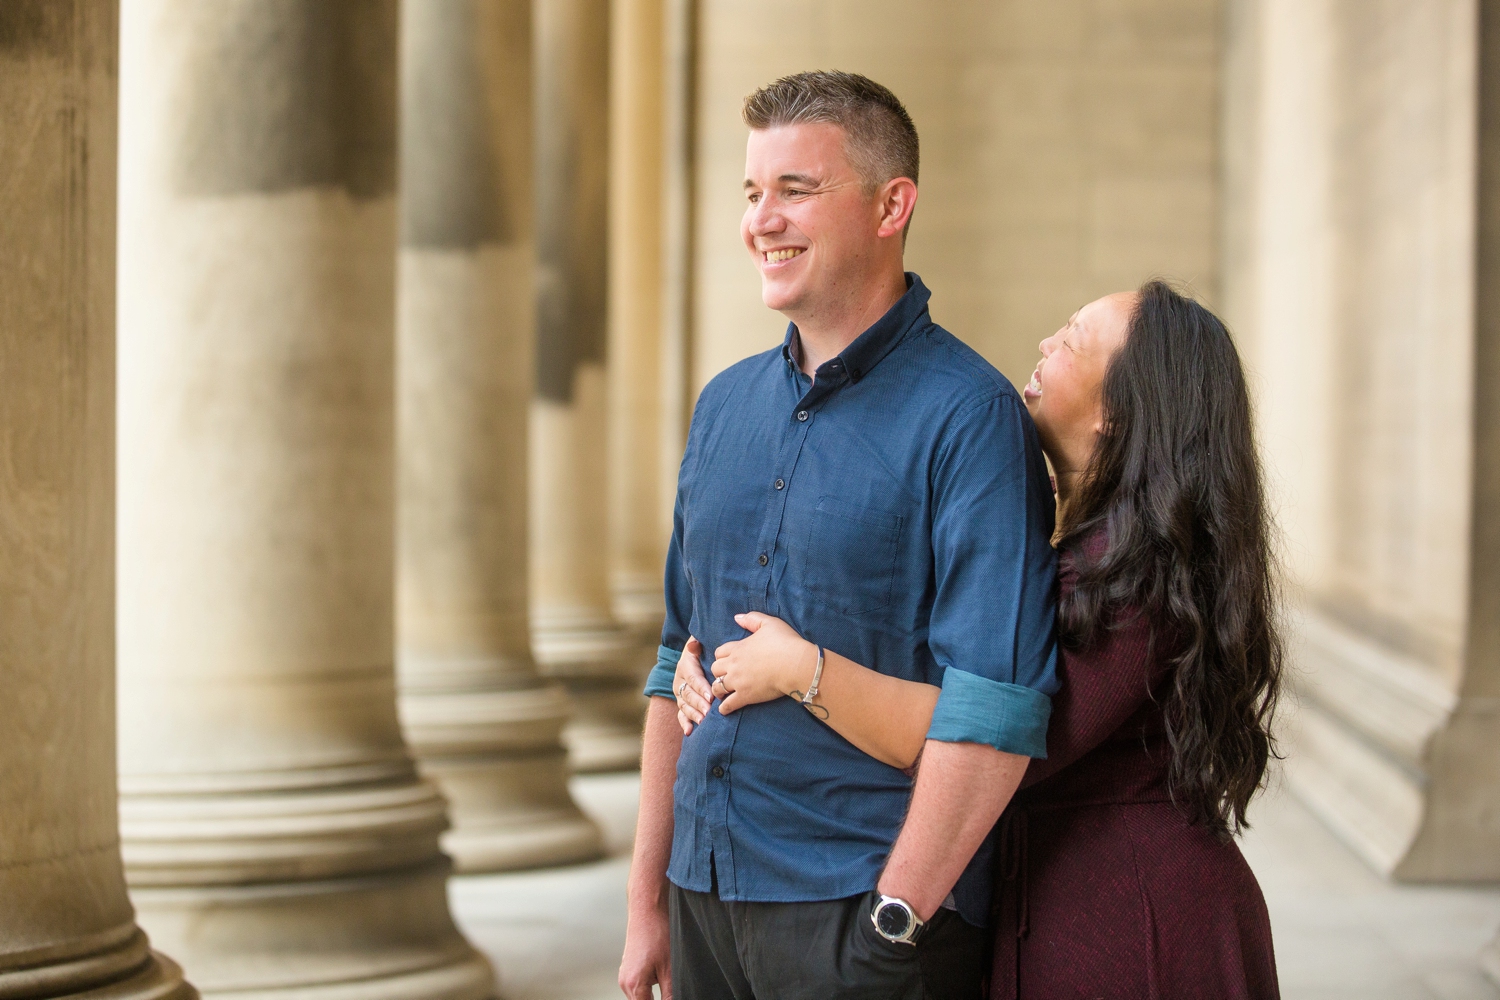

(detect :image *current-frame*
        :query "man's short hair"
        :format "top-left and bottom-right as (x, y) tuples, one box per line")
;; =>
(742, 71), (919, 190)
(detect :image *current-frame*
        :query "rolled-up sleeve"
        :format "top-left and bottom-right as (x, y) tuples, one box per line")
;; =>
(924, 393), (1058, 758)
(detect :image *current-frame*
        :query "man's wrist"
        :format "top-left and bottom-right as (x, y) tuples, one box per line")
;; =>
(626, 876), (671, 915)
(875, 874), (942, 922)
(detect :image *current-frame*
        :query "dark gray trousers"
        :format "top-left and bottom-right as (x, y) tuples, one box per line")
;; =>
(668, 883), (986, 1000)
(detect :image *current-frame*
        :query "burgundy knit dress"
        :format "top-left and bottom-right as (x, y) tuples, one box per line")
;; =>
(987, 538), (1280, 1000)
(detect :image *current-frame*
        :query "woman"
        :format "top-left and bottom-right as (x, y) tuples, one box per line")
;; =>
(673, 281), (1282, 998)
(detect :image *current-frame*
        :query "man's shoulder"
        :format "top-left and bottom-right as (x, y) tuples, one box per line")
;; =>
(904, 322), (1024, 413)
(691, 344), (784, 422)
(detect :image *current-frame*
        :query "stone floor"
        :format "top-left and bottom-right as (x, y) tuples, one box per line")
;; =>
(450, 772), (1500, 1000)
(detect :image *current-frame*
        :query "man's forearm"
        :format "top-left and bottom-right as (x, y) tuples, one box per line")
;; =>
(627, 697), (683, 916)
(877, 739), (1028, 919)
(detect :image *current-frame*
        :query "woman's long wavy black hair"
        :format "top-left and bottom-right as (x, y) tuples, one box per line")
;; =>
(1056, 280), (1282, 837)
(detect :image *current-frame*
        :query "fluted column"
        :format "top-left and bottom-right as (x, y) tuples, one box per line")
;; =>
(533, 0), (645, 772)
(396, 0), (605, 872)
(606, 0), (670, 643)
(0, 5), (194, 998)
(114, 3), (494, 996)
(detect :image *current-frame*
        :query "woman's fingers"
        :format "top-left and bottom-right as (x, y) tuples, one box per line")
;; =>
(718, 689), (747, 715)
(677, 708), (694, 735)
(733, 611), (767, 632)
(686, 636), (703, 655)
(711, 659), (729, 678)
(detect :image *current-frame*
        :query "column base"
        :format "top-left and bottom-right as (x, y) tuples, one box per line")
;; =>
(561, 680), (646, 773)
(75, 952), (197, 1000)
(0, 928), (196, 1000)
(129, 860), (494, 1000)
(421, 750), (605, 872)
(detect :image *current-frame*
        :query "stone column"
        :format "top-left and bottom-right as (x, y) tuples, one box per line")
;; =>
(397, 0), (605, 872)
(0, 5), (194, 998)
(533, 0), (645, 772)
(114, 2), (495, 996)
(606, 0), (670, 643)
(658, 0), (698, 469)
(1221, 0), (1500, 881)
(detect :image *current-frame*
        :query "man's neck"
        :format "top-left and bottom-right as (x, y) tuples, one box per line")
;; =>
(790, 267), (908, 376)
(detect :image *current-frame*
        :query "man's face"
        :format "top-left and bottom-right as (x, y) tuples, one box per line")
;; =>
(741, 123), (881, 316)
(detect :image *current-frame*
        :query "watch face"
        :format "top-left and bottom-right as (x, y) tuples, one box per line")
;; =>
(876, 901), (912, 939)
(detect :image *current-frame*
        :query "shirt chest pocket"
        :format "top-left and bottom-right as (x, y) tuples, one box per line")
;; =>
(804, 495), (904, 616)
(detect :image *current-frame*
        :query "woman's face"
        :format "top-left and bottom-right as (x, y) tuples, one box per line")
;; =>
(1023, 292), (1134, 472)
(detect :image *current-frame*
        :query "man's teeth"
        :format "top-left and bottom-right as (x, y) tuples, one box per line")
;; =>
(765, 248), (804, 262)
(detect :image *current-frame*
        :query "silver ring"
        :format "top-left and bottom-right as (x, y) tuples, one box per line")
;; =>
(676, 680), (687, 698)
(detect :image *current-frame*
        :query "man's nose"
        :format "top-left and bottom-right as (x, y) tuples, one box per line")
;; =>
(747, 196), (784, 235)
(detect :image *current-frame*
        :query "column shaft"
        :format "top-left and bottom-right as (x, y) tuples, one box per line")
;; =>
(115, 2), (494, 995)
(0, 3), (193, 997)
(606, 0), (670, 641)
(532, 0), (645, 772)
(397, 0), (605, 872)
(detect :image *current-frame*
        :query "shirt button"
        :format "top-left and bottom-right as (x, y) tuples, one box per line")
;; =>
(712, 766), (725, 778)
(797, 410), (809, 422)
(774, 479), (785, 490)
(757, 553), (769, 566)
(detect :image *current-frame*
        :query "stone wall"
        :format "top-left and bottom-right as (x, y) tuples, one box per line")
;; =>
(690, 0), (1222, 391)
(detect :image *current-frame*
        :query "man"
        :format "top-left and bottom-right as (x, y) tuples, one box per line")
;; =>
(618, 71), (1057, 1000)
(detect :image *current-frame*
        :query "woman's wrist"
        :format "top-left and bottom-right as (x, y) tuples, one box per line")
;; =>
(784, 640), (820, 697)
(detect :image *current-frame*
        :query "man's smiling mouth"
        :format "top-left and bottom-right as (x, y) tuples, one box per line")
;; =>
(763, 248), (804, 262)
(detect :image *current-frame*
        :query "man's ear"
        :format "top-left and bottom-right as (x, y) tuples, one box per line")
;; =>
(876, 177), (918, 239)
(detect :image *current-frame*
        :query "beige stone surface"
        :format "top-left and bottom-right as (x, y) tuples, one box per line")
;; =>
(113, 1), (493, 995)
(691, 0), (1222, 394)
(532, 0), (649, 772)
(1221, 0), (1500, 882)
(0, 3), (194, 996)
(396, 0), (605, 874)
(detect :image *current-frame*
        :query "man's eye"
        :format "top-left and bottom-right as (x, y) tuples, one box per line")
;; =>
(747, 193), (760, 203)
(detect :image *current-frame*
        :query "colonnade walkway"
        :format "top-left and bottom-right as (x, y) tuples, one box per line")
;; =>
(450, 773), (1500, 1000)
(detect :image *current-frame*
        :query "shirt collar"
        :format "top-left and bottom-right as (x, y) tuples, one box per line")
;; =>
(780, 272), (932, 383)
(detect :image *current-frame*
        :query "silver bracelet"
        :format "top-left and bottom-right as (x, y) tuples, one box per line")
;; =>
(801, 645), (824, 705)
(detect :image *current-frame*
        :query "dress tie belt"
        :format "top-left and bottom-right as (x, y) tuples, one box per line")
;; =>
(988, 807), (1029, 1000)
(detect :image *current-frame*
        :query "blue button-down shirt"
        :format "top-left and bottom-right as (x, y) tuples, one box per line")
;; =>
(643, 274), (1058, 925)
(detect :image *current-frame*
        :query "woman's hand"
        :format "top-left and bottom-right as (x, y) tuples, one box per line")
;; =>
(672, 638), (711, 735)
(712, 612), (819, 715)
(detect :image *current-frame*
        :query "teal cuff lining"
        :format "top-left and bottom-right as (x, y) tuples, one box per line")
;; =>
(925, 669), (1051, 759)
(643, 645), (682, 699)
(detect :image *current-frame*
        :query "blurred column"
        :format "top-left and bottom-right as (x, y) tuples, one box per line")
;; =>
(397, 0), (605, 871)
(606, 0), (669, 646)
(1222, 0), (1500, 882)
(533, 0), (645, 772)
(658, 0), (697, 478)
(114, 2), (494, 996)
(0, 4), (194, 998)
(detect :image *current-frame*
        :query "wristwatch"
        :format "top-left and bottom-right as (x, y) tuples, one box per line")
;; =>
(870, 894), (925, 946)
